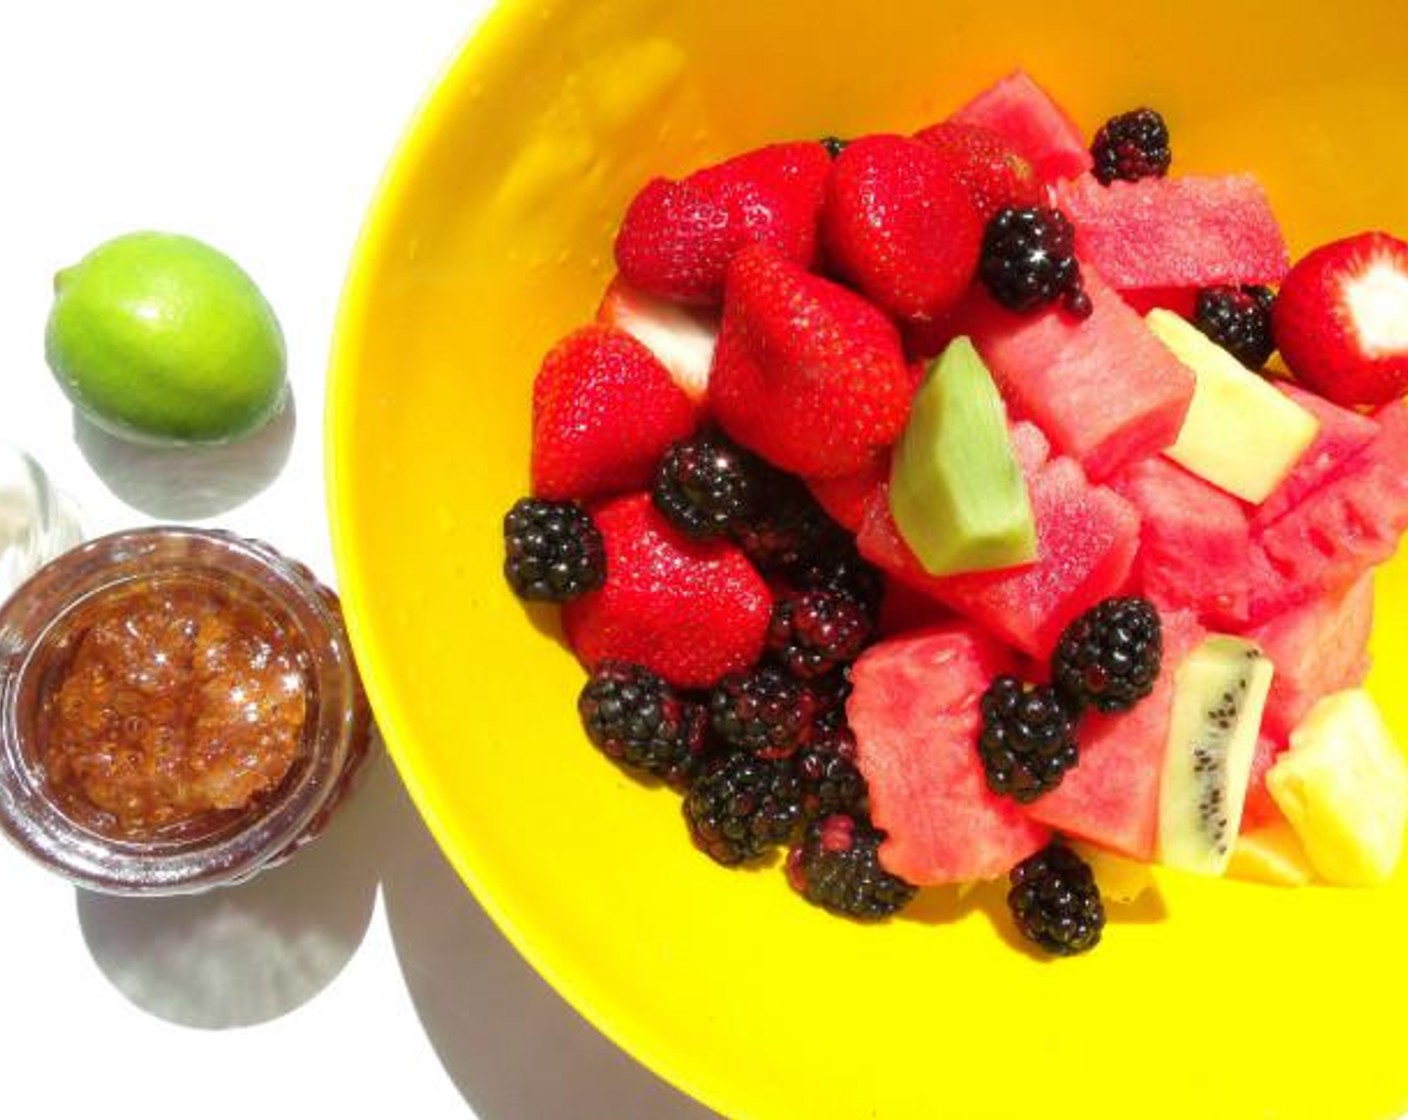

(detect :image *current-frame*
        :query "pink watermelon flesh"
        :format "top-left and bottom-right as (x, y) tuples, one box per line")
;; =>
(955, 270), (1195, 481)
(1252, 383), (1380, 530)
(1242, 733), (1287, 830)
(1025, 609), (1205, 860)
(949, 70), (1091, 182)
(1008, 418), (1052, 477)
(856, 456), (1140, 657)
(847, 625), (1051, 884)
(1112, 456), (1254, 627)
(1118, 287), (1198, 319)
(1248, 401), (1408, 621)
(1054, 174), (1289, 291)
(1243, 571), (1375, 741)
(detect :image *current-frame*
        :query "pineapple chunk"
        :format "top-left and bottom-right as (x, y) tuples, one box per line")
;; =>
(1145, 309), (1319, 503)
(1227, 821), (1315, 887)
(1267, 690), (1408, 886)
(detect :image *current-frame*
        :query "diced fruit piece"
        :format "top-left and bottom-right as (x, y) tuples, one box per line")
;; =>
(562, 494), (770, 689)
(709, 245), (915, 478)
(1027, 609), (1204, 860)
(1054, 174), (1289, 291)
(888, 337), (1036, 576)
(823, 134), (983, 322)
(1274, 231), (1408, 407)
(1252, 383), (1379, 530)
(805, 455), (889, 533)
(910, 120), (1042, 221)
(531, 325), (697, 501)
(1119, 286), (1198, 319)
(846, 626), (1051, 884)
(597, 276), (718, 403)
(1242, 732), (1287, 830)
(857, 456), (1140, 657)
(1070, 843), (1156, 904)
(1268, 690), (1408, 886)
(949, 70), (1092, 182)
(956, 271), (1194, 480)
(1244, 572), (1374, 741)
(1008, 419), (1051, 477)
(1147, 309), (1319, 503)
(1157, 635), (1274, 876)
(1111, 457), (1253, 626)
(1227, 822), (1315, 887)
(613, 141), (831, 305)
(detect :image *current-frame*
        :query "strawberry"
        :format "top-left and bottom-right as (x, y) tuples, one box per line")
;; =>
(821, 133), (984, 323)
(613, 141), (831, 306)
(1274, 231), (1408, 407)
(912, 120), (1043, 221)
(596, 275), (718, 404)
(709, 244), (917, 479)
(562, 493), (771, 688)
(531, 325), (697, 501)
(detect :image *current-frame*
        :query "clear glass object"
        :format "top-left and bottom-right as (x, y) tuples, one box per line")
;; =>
(0, 527), (374, 895)
(0, 446), (82, 605)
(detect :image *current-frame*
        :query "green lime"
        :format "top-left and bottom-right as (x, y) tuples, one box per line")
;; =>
(45, 231), (287, 444)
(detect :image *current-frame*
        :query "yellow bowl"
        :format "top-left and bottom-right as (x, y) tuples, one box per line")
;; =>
(328, 3), (1408, 1117)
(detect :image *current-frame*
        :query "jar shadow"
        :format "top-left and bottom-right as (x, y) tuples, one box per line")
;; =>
(71, 393), (296, 520)
(73, 749), (392, 1029)
(377, 771), (718, 1120)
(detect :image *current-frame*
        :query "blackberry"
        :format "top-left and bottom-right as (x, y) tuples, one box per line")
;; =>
(652, 431), (759, 538)
(1053, 596), (1163, 714)
(979, 206), (1092, 318)
(684, 750), (802, 865)
(793, 728), (867, 820)
(578, 661), (709, 787)
(711, 664), (816, 759)
(977, 677), (1080, 803)
(820, 135), (849, 159)
(1007, 842), (1105, 956)
(1194, 285), (1277, 370)
(810, 665), (854, 734)
(786, 813), (916, 920)
(784, 544), (885, 622)
(1090, 107), (1171, 185)
(767, 589), (873, 679)
(730, 470), (846, 573)
(502, 498), (605, 602)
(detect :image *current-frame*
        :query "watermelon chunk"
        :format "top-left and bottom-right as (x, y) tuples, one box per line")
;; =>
(1242, 733), (1288, 830)
(949, 70), (1091, 183)
(847, 625), (1050, 884)
(805, 455), (889, 532)
(1054, 174), (1289, 291)
(1025, 609), (1205, 859)
(1112, 456), (1253, 627)
(957, 271), (1195, 480)
(1119, 287), (1198, 319)
(856, 456), (1140, 657)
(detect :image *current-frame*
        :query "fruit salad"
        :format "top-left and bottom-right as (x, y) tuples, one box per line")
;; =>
(500, 69), (1408, 956)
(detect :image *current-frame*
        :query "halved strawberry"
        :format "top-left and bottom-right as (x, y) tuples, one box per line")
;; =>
(1274, 231), (1408, 407)
(596, 276), (718, 404)
(613, 141), (831, 306)
(911, 120), (1043, 222)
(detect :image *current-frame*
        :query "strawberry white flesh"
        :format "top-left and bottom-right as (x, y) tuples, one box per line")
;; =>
(1344, 258), (1408, 355)
(597, 277), (718, 402)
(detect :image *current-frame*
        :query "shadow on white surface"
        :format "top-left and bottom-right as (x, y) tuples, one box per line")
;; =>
(377, 773), (719, 1120)
(73, 749), (391, 1029)
(72, 391), (296, 520)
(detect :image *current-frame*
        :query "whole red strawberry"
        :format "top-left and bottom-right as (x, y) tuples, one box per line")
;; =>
(613, 141), (831, 306)
(562, 494), (771, 688)
(912, 120), (1043, 222)
(822, 134), (984, 323)
(532, 325), (697, 501)
(709, 244), (917, 479)
(1274, 231), (1408, 407)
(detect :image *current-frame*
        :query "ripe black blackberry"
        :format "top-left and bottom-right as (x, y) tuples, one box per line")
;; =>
(578, 661), (709, 787)
(683, 750), (803, 865)
(1090, 107), (1172, 185)
(810, 665), (854, 734)
(786, 813), (916, 920)
(793, 728), (868, 820)
(977, 677), (1080, 803)
(979, 206), (1092, 318)
(1193, 285), (1277, 369)
(710, 664), (816, 759)
(784, 544), (885, 622)
(652, 431), (759, 538)
(1007, 842), (1105, 956)
(767, 588), (873, 679)
(502, 497), (605, 602)
(729, 470), (847, 573)
(1053, 596), (1163, 714)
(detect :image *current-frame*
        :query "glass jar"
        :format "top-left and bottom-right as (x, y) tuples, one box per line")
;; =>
(0, 527), (374, 894)
(0, 445), (82, 604)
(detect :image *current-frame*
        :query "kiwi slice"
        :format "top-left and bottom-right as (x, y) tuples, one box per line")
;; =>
(1156, 635), (1274, 876)
(888, 336), (1037, 576)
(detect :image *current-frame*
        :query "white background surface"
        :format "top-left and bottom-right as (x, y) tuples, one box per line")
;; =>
(0, 4), (714, 1117)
